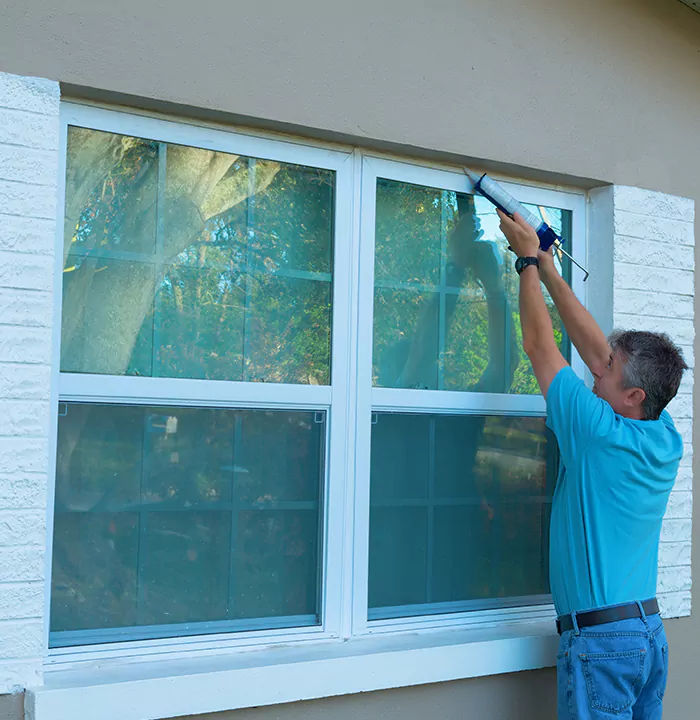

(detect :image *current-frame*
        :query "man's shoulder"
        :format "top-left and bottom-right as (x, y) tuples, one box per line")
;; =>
(548, 367), (615, 425)
(546, 366), (618, 455)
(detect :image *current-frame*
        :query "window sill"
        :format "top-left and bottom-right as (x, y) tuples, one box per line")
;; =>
(27, 622), (559, 720)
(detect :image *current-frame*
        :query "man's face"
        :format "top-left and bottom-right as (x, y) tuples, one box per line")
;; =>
(592, 350), (645, 418)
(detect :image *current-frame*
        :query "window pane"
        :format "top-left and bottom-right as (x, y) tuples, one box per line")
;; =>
(373, 178), (570, 394)
(50, 403), (324, 645)
(368, 412), (556, 619)
(61, 128), (334, 384)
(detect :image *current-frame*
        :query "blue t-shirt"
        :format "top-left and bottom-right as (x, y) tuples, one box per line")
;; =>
(547, 366), (683, 616)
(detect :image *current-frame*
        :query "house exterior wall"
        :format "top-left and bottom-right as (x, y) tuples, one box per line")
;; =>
(0, 0), (699, 718)
(0, 72), (59, 694)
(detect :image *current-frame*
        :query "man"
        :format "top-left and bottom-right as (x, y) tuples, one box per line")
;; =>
(497, 210), (687, 720)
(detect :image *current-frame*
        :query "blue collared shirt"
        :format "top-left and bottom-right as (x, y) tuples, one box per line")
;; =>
(547, 367), (682, 616)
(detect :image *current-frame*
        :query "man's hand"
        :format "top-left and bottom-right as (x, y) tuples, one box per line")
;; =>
(497, 210), (540, 257)
(537, 246), (557, 282)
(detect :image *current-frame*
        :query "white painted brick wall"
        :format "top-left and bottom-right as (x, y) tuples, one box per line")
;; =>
(611, 184), (695, 619)
(0, 72), (59, 694)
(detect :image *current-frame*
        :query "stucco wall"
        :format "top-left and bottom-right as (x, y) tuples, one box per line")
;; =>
(2, 0), (700, 196)
(1, 0), (699, 718)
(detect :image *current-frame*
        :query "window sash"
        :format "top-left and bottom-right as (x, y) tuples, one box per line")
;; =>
(50, 402), (328, 648)
(48, 105), (587, 662)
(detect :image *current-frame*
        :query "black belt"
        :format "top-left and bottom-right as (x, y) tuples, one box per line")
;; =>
(556, 598), (659, 635)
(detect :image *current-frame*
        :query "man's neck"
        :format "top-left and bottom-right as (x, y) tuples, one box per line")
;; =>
(619, 406), (646, 421)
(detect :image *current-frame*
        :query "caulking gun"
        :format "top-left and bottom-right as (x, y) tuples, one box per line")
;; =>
(464, 168), (589, 281)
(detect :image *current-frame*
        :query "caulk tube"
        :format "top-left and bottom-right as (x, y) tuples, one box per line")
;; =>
(464, 169), (559, 251)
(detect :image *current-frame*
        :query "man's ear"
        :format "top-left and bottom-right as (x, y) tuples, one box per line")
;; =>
(625, 386), (646, 410)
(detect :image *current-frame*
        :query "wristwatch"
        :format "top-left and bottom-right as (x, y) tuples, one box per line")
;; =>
(515, 256), (539, 275)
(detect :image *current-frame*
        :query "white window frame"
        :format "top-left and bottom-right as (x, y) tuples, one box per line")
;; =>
(47, 104), (356, 663)
(46, 104), (587, 669)
(351, 156), (587, 638)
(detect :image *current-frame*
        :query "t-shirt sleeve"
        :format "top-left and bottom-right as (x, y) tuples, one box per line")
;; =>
(546, 366), (616, 462)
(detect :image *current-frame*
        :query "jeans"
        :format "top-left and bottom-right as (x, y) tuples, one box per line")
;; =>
(557, 611), (668, 719)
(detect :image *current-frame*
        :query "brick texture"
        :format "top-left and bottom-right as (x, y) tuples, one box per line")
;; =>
(612, 185), (695, 619)
(0, 71), (59, 694)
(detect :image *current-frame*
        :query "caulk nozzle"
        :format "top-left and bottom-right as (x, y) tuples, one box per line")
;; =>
(463, 168), (483, 186)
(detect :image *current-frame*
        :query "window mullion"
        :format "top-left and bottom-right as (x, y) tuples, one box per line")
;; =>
(321, 152), (356, 640)
(348, 156), (381, 637)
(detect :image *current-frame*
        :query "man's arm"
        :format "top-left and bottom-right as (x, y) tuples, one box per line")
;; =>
(497, 211), (567, 398)
(518, 264), (568, 398)
(538, 250), (611, 378)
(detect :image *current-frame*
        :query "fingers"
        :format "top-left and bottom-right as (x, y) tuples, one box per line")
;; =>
(496, 208), (516, 233)
(496, 208), (512, 223)
(512, 211), (531, 229)
(496, 209), (517, 253)
(496, 209), (531, 233)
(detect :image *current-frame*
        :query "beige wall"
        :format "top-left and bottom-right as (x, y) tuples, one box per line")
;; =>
(3, 0), (700, 195)
(1, 0), (700, 718)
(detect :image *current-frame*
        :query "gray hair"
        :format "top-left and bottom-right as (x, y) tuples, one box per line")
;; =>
(608, 330), (688, 420)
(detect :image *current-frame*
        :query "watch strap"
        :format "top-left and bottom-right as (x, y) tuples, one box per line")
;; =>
(515, 256), (539, 275)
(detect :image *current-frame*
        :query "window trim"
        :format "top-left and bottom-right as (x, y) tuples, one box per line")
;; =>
(46, 103), (587, 667)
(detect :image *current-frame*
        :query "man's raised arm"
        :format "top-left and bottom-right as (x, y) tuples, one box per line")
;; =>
(496, 210), (568, 398)
(538, 249), (611, 379)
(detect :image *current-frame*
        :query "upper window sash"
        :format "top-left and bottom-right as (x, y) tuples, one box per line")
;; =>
(357, 156), (587, 416)
(56, 103), (355, 407)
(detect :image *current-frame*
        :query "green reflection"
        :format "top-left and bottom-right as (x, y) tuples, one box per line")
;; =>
(373, 179), (571, 394)
(61, 129), (334, 384)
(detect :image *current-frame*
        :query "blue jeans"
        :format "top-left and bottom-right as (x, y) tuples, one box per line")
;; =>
(557, 611), (668, 719)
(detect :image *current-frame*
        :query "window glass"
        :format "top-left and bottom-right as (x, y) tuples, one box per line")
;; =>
(373, 178), (571, 394)
(61, 128), (334, 384)
(50, 403), (324, 646)
(368, 413), (556, 618)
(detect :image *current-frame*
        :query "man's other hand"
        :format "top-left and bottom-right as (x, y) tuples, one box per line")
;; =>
(497, 209), (540, 258)
(538, 246), (558, 281)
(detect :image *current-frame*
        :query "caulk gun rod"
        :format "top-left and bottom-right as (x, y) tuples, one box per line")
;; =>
(553, 242), (590, 282)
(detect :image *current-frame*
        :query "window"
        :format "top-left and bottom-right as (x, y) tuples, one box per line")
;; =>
(50, 106), (586, 656)
(351, 159), (584, 634)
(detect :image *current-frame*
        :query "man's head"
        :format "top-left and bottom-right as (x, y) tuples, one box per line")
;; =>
(592, 330), (688, 420)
